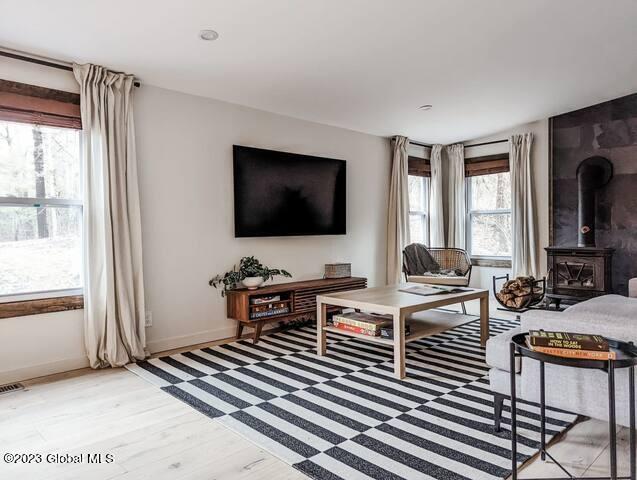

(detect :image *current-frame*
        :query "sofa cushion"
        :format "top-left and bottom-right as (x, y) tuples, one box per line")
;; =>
(564, 294), (637, 321)
(485, 326), (522, 373)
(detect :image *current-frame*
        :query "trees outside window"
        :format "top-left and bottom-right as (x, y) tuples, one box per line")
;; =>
(0, 120), (82, 296)
(466, 172), (511, 258)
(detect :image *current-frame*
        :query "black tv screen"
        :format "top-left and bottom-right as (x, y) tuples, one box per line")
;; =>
(233, 145), (346, 237)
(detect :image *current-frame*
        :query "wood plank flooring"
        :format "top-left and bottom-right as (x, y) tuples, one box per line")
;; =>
(0, 301), (632, 479)
(0, 367), (306, 480)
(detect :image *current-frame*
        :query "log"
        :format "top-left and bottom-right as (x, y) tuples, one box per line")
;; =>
(497, 276), (541, 309)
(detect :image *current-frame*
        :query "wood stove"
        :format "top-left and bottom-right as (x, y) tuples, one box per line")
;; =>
(545, 247), (614, 307)
(546, 156), (614, 307)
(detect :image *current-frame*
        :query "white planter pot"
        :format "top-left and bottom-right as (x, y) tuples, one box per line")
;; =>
(242, 277), (264, 290)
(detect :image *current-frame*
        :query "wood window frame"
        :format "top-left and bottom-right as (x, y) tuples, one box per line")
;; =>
(465, 153), (509, 177)
(0, 79), (81, 128)
(408, 156), (431, 177)
(0, 80), (83, 318)
(0, 295), (84, 319)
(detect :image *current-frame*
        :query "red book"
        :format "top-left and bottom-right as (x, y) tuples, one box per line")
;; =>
(332, 321), (379, 336)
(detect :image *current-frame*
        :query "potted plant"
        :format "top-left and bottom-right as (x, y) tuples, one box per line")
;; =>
(209, 256), (291, 296)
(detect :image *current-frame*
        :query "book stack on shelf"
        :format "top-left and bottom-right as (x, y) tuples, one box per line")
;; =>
(527, 330), (616, 360)
(249, 295), (290, 319)
(331, 311), (410, 338)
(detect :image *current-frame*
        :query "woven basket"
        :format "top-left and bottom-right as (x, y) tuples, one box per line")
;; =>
(324, 263), (351, 279)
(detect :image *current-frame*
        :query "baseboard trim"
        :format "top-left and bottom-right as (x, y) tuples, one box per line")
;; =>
(146, 322), (277, 354)
(146, 327), (234, 354)
(0, 355), (89, 385)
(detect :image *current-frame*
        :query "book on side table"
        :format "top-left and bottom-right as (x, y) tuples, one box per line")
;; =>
(527, 330), (616, 360)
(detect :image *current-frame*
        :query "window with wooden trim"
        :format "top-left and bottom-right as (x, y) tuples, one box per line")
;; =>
(0, 80), (83, 307)
(465, 153), (512, 260)
(407, 156), (430, 245)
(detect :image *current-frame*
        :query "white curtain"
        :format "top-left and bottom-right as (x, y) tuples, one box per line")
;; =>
(386, 136), (410, 284)
(510, 133), (538, 278)
(74, 63), (146, 368)
(446, 144), (465, 249)
(428, 144), (445, 247)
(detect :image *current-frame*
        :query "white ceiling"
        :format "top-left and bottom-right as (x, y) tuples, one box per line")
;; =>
(2, 0), (637, 144)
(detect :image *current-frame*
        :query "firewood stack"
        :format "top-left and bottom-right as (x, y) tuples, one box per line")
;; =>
(496, 276), (543, 309)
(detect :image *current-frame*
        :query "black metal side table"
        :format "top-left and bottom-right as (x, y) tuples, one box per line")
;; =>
(509, 332), (636, 480)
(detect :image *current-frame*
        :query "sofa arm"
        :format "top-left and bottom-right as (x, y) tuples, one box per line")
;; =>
(630, 278), (637, 298)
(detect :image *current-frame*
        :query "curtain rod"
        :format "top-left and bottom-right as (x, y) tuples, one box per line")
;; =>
(408, 140), (433, 148)
(0, 47), (141, 88)
(464, 139), (508, 148)
(403, 139), (508, 149)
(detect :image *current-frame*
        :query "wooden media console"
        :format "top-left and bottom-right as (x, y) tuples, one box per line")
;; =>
(226, 277), (367, 343)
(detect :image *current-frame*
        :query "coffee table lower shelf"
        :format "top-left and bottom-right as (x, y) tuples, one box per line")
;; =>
(324, 312), (472, 347)
(325, 314), (450, 346)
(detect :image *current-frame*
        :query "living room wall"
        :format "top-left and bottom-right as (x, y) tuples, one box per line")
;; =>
(0, 57), (390, 382)
(135, 85), (389, 353)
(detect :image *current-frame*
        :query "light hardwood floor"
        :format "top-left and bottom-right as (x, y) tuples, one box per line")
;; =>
(0, 301), (632, 480)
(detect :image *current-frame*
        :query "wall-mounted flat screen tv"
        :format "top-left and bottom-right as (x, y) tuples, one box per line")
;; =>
(233, 145), (346, 237)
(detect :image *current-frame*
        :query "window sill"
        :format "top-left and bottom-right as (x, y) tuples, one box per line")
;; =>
(0, 295), (83, 319)
(471, 257), (512, 268)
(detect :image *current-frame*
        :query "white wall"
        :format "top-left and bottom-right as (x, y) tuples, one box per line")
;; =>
(462, 119), (550, 290)
(0, 310), (86, 385)
(0, 57), (390, 381)
(135, 85), (390, 353)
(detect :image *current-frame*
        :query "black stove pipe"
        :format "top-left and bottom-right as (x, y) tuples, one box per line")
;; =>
(576, 156), (613, 247)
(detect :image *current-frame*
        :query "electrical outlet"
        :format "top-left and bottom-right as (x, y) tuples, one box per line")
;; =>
(145, 311), (153, 327)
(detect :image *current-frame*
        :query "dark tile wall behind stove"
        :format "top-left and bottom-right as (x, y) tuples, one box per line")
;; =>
(552, 93), (637, 295)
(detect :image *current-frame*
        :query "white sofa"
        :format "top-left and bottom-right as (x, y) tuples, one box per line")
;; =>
(486, 293), (637, 428)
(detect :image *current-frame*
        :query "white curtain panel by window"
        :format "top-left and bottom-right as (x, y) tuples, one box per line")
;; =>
(510, 133), (538, 278)
(446, 144), (466, 249)
(386, 136), (410, 284)
(428, 144), (445, 248)
(74, 63), (146, 368)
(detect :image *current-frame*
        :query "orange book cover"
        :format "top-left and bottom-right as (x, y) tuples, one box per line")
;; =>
(531, 345), (617, 360)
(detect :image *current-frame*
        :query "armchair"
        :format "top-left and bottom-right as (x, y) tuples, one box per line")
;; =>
(402, 244), (473, 313)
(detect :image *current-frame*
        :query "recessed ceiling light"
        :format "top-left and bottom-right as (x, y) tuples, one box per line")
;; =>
(199, 29), (219, 41)
(419, 104), (433, 111)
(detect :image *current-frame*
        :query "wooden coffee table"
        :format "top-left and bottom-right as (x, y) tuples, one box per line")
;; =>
(316, 283), (490, 379)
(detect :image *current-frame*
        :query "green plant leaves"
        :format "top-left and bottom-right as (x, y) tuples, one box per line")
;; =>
(208, 257), (292, 296)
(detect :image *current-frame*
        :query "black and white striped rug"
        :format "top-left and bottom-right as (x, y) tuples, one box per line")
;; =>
(126, 315), (578, 480)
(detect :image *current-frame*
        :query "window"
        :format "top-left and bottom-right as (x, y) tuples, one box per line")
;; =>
(0, 119), (82, 298)
(408, 175), (429, 245)
(466, 171), (511, 258)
